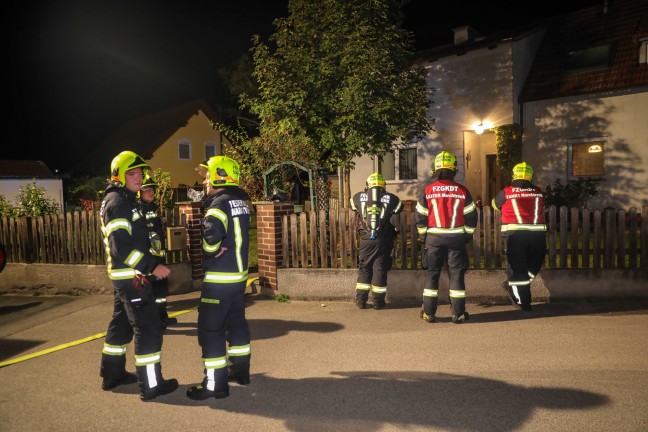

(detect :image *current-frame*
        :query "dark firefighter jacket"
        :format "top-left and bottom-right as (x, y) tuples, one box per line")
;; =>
(202, 186), (251, 284)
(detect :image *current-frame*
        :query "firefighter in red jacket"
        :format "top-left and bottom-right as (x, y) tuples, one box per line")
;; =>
(350, 172), (403, 310)
(492, 162), (546, 311)
(415, 151), (477, 324)
(187, 155), (251, 400)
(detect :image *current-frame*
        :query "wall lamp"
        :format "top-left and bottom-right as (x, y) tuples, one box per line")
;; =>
(588, 144), (603, 153)
(472, 120), (493, 135)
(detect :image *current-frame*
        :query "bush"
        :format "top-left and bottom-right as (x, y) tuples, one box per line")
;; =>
(0, 179), (60, 217)
(544, 178), (601, 208)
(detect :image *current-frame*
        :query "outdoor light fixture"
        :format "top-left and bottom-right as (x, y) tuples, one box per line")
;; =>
(472, 120), (493, 135)
(588, 144), (603, 153)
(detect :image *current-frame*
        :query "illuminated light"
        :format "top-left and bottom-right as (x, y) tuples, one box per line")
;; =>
(474, 123), (485, 135)
(472, 120), (493, 135)
(588, 144), (603, 153)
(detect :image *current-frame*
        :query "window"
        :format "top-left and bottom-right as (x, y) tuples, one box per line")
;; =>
(178, 140), (191, 160)
(569, 139), (605, 177)
(566, 44), (614, 71)
(379, 146), (418, 181)
(640, 38), (648, 64)
(204, 142), (216, 159)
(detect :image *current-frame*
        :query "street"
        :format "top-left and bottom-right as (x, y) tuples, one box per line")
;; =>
(1, 293), (648, 431)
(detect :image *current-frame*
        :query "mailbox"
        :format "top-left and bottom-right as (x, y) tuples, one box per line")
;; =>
(166, 227), (187, 251)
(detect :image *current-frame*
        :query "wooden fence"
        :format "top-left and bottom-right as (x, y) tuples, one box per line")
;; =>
(0, 209), (189, 265)
(281, 205), (648, 270)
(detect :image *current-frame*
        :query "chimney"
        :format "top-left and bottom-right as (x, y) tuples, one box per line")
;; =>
(452, 26), (480, 45)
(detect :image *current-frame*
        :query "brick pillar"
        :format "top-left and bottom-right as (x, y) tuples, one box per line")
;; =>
(254, 201), (295, 293)
(177, 201), (204, 280)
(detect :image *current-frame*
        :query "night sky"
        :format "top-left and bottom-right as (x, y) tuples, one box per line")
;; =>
(6, 0), (604, 173)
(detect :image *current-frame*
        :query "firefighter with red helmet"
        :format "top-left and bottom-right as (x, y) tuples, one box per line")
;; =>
(99, 150), (178, 401)
(350, 172), (403, 310)
(138, 173), (177, 329)
(187, 155), (251, 400)
(492, 162), (546, 311)
(415, 151), (477, 324)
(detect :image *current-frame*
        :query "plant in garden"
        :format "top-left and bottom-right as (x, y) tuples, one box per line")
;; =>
(493, 123), (523, 183)
(273, 293), (291, 303)
(9, 179), (60, 217)
(544, 177), (601, 208)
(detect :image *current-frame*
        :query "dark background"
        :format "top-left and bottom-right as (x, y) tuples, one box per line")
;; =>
(5, 0), (604, 173)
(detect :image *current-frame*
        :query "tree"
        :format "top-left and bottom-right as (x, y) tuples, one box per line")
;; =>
(242, 0), (432, 204)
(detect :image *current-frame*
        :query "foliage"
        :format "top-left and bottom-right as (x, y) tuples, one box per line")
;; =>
(0, 195), (17, 217)
(64, 175), (106, 210)
(273, 293), (291, 303)
(1, 179), (60, 217)
(493, 123), (524, 181)
(150, 169), (174, 210)
(241, 0), (431, 187)
(544, 177), (602, 208)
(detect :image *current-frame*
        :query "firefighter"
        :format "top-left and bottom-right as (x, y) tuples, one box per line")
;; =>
(415, 151), (477, 324)
(99, 150), (178, 401)
(138, 173), (177, 329)
(350, 172), (403, 310)
(492, 162), (546, 311)
(187, 155), (252, 400)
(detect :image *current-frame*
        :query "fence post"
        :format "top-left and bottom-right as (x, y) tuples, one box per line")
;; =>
(255, 201), (295, 294)
(177, 201), (204, 281)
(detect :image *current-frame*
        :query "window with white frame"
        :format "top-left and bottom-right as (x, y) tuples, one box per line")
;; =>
(378, 146), (418, 181)
(568, 138), (605, 177)
(204, 142), (216, 159)
(178, 140), (191, 160)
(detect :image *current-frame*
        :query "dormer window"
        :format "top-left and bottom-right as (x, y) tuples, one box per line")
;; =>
(566, 44), (615, 71)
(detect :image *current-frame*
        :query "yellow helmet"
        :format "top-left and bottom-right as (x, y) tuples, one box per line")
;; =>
(366, 172), (386, 188)
(203, 156), (240, 187)
(433, 151), (457, 172)
(142, 173), (157, 189)
(110, 151), (150, 186)
(512, 162), (533, 181)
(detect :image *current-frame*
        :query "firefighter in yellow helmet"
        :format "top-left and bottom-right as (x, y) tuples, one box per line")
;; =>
(349, 172), (403, 309)
(492, 162), (546, 311)
(415, 151), (477, 324)
(99, 151), (178, 400)
(137, 173), (177, 329)
(187, 155), (252, 400)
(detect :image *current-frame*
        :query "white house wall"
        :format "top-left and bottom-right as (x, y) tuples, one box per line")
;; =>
(523, 87), (648, 210)
(351, 42), (516, 202)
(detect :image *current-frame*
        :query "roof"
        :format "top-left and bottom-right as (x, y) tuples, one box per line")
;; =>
(80, 99), (221, 173)
(520, 0), (648, 102)
(0, 160), (55, 178)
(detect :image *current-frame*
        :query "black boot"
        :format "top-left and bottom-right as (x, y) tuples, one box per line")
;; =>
(186, 384), (230, 400)
(100, 353), (137, 390)
(102, 371), (138, 391)
(137, 363), (178, 401)
(228, 364), (250, 385)
(140, 378), (179, 401)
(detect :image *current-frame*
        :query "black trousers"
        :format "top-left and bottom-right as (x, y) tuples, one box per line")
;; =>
(197, 279), (251, 393)
(101, 278), (164, 385)
(505, 231), (546, 307)
(356, 235), (394, 302)
(423, 234), (468, 317)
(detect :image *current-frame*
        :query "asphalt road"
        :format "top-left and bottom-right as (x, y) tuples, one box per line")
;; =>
(1, 293), (648, 432)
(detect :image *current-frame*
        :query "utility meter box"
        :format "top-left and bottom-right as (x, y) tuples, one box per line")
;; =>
(166, 227), (187, 251)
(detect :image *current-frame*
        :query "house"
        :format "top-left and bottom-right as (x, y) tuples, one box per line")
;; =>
(0, 160), (64, 211)
(89, 99), (232, 187)
(350, 0), (648, 210)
